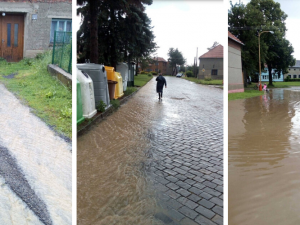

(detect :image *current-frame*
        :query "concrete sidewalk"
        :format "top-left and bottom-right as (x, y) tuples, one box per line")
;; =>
(0, 83), (72, 225)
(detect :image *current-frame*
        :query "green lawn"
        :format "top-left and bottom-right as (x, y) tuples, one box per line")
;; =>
(229, 90), (264, 101)
(182, 77), (223, 85)
(246, 82), (300, 89)
(134, 73), (153, 87)
(0, 51), (72, 139)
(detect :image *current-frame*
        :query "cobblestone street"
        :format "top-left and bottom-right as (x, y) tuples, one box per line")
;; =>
(77, 76), (223, 225)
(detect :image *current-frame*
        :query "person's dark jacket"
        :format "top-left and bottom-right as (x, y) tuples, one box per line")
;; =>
(156, 75), (167, 93)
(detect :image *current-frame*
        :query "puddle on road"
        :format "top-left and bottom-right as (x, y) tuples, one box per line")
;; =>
(229, 88), (300, 225)
(77, 82), (164, 225)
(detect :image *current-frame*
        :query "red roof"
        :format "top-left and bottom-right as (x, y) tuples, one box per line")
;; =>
(228, 31), (244, 45)
(153, 57), (167, 62)
(199, 45), (223, 59)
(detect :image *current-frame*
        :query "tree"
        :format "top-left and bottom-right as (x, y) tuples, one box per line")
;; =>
(167, 48), (186, 76)
(228, 0), (295, 85)
(77, 0), (157, 70)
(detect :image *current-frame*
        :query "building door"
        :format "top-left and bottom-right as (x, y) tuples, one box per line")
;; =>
(0, 14), (24, 62)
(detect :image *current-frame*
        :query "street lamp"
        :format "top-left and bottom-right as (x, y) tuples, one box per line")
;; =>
(258, 30), (274, 91)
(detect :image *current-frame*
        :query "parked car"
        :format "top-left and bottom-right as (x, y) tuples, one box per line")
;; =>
(176, 73), (183, 77)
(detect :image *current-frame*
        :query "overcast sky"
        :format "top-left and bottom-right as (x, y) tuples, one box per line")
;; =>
(145, 1), (226, 65)
(75, 1), (226, 66)
(229, 0), (300, 60)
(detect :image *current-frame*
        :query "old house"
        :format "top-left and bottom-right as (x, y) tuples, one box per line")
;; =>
(0, 0), (72, 62)
(284, 60), (300, 79)
(198, 44), (223, 80)
(145, 57), (168, 74)
(228, 31), (244, 93)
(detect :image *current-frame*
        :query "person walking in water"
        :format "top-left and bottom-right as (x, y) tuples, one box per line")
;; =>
(156, 73), (167, 100)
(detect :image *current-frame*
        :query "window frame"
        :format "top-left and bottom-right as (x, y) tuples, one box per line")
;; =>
(50, 19), (72, 43)
(211, 69), (218, 75)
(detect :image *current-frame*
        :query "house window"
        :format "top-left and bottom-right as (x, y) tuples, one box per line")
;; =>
(288, 75), (291, 78)
(294, 75), (297, 78)
(50, 19), (72, 43)
(211, 69), (218, 75)
(299, 75), (300, 78)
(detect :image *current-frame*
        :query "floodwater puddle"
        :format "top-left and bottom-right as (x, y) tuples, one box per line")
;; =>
(229, 88), (300, 225)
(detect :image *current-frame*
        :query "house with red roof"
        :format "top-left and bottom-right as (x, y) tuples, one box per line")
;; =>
(228, 31), (244, 93)
(144, 57), (168, 74)
(198, 44), (223, 80)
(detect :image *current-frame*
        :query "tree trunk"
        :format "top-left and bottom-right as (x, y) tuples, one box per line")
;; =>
(89, 0), (98, 63)
(268, 64), (273, 86)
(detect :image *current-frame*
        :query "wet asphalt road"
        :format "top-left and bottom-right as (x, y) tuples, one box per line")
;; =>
(78, 76), (223, 225)
(0, 83), (72, 225)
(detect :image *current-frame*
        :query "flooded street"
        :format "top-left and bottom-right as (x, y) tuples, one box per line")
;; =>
(229, 88), (300, 225)
(0, 84), (72, 225)
(77, 76), (223, 225)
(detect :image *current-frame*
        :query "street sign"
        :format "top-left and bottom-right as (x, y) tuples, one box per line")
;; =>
(202, 69), (205, 72)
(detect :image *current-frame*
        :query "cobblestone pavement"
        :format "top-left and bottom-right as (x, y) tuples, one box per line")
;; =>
(78, 76), (223, 225)
(144, 77), (223, 225)
(0, 84), (72, 225)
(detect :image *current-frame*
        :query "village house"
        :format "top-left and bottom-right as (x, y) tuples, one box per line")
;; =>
(198, 44), (223, 80)
(284, 60), (300, 79)
(0, 0), (72, 62)
(144, 57), (168, 74)
(228, 31), (244, 93)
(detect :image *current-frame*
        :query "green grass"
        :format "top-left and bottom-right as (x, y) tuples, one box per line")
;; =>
(246, 82), (300, 89)
(0, 51), (72, 139)
(229, 90), (264, 101)
(134, 74), (153, 87)
(124, 86), (138, 96)
(182, 77), (223, 85)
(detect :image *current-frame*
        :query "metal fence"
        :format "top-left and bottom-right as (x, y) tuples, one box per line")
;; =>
(52, 31), (72, 73)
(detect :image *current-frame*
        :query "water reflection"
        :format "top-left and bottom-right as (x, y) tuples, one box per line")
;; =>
(229, 88), (300, 225)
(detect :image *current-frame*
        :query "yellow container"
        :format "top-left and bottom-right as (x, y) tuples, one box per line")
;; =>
(105, 66), (115, 80)
(114, 72), (124, 99)
(105, 66), (124, 99)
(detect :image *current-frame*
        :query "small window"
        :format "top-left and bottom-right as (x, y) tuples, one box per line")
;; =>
(298, 75), (300, 78)
(50, 19), (72, 43)
(294, 75), (297, 78)
(211, 69), (218, 75)
(288, 75), (291, 78)
(7, 23), (11, 47)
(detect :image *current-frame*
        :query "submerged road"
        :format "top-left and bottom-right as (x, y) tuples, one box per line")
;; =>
(0, 84), (72, 225)
(78, 76), (223, 225)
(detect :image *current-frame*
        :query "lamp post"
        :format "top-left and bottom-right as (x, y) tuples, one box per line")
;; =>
(258, 30), (274, 91)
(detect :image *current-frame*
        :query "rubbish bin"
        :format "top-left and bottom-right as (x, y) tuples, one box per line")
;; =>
(77, 63), (110, 109)
(114, 72), (124, 99)
(77, 79), (85, 125)
(116, 63), (128, 91)
(77, 69), (97, 118)
(127, 62), (136, 87)
(105, 66), (124, 99)
(107, 80), (117, 100)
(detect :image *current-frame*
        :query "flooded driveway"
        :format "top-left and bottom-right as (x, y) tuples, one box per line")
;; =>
(77, 76), (223, 225)
(229, 88), (300, 225)
(0, 83), (72, 225)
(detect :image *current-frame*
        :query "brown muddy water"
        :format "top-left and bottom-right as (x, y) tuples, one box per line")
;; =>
(229, 88), (300, 225)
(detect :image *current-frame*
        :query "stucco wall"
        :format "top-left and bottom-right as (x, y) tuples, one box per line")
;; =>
(228, 44), (244, 92)
(284, 67), (300, 79)
(0, 1), (71, 58)
(198, 58), (223, 80)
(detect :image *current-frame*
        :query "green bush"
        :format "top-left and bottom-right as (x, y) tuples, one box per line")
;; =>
(140, 71), (148, 74)
(186, 70), (193, 77)
(150, 71), (158, 75)
(110, 99), (120, 109)
(284, 77), (300, 82)
(96, 100), (106, 112)
(148, 73), (153, 77)
(204, 78), (212, 81)
(22, 58), (33, 66)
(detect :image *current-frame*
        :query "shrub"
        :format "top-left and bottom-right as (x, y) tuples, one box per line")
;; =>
(96, 100), (106, 112)
(284, 78), (300, 82)
(186, 70), (193, 77)
(110, 99), (120, 109)
(140, 71), (148, 74)
(22, 58), (33, 66)
(150, 71), (158, 75)
(204, 77), (212, 81)
(148, 73), (152, 77)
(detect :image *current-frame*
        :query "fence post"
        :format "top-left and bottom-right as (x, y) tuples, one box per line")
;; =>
(68, 39), (72, 73)
(52, 30), (57, 64)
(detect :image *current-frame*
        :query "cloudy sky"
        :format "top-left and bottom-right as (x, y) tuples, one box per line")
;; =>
(229, 0), (300, 60)
(145, 1), (226, 65)
(75, 1), (226, 66)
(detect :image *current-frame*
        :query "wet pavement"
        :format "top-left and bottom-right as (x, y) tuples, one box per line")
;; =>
(0, 83), (72, 225)
(229, 88), (300, 225)
(78, 76), (223, 225)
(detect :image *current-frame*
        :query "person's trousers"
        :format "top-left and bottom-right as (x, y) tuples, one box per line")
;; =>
(158, 92), (162, 98)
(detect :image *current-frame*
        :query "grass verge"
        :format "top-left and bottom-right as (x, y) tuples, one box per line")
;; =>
(0, 51), (72, 139)
(229, 90), (264, 101)
(134, 74), (153, 87)
(182, 77), (223, 85)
